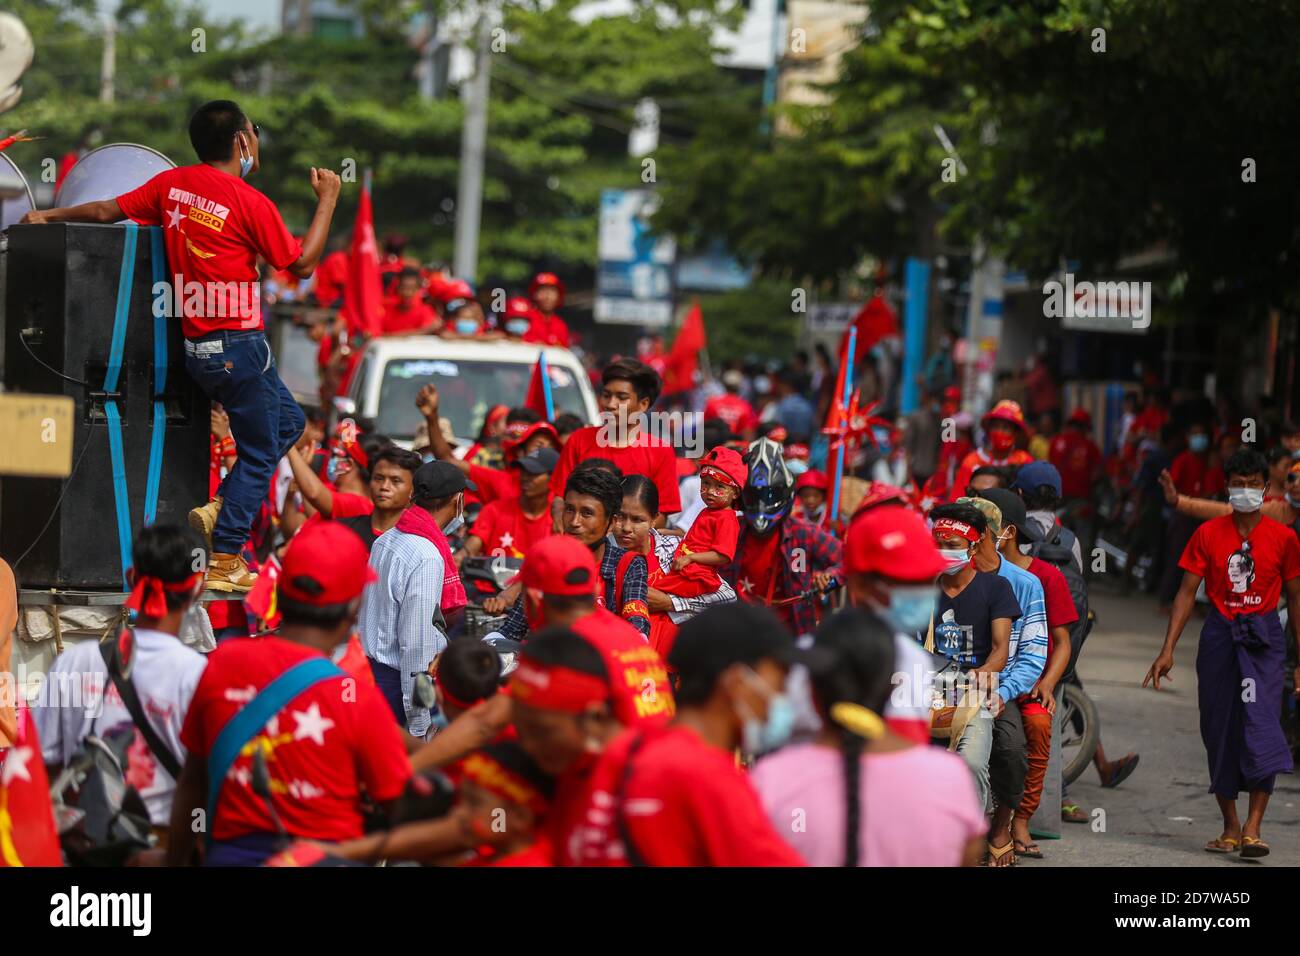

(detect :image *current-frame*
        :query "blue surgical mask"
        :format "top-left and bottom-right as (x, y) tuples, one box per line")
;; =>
(505, 319), (531, 336)
(442, 496), (465, 536)
(939, 548), (970, 575)
(883, 584), (938, 634)
(1189, 433), (1209, 453)
(738, 667), (795, 755)
(326, 455), (345, 483)
(455, 318), (479, 336)
(238, 136), (253, 179)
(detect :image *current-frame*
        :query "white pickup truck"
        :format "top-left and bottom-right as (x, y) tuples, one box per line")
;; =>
(341, 337), (600, 448)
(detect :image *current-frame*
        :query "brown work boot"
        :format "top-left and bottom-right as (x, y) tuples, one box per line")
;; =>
(206, 552), (257, 593)
(188, 496), (223, 552)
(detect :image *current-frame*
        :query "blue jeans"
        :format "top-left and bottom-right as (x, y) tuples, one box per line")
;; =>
(368, 657), (408, 728)
(185, 330), (304, 554)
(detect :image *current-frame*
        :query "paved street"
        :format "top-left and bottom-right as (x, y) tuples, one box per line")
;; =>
(1029, 589), (1300, 867)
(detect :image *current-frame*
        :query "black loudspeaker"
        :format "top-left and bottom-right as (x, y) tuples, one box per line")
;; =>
(1, 222), (208, 589)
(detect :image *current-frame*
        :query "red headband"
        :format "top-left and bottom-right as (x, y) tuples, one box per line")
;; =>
(458, 752), (550, 815)
(933, 518), (980, 543)
(509, 660), (608, 713)
(699, 465), (741, 490)
(125, 571), (203, 618)
(436, 673), (484, 713)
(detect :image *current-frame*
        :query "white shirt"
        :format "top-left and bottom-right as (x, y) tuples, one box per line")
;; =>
(32, 629), (206, 825)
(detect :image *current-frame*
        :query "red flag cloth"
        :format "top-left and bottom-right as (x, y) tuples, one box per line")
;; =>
(0, 706), (63, 867)
(340, 184), (385, 337)
(524, 354), (551, 419)
(244, 554), (281, 630)
(837, 291), (898, 368)
(662, 303), (706, 396)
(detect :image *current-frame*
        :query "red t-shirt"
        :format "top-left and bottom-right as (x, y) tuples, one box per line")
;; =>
(1179, 514), (1300, 619)
(550, 426), (682, 514)
(1169, 451), (1212, 498)
(522, 313), (571, 347)
(180, 637), (411, 842)
(681, 506), (740, 562)
(329, 490), (374, 518)
(1020, 557), (1079, 716)
(470, 497), (553, 558)
(468, 463), (520, 506)
(737, 529), (784, 604)
(116, 164), (302, 339)
(570, 608), (675, 727)
(382, 299), (438, 335)
(573, 725), (806, 867)
(313, 250), (349, 306)
(1049, 431), (1101, 499)
(703, 394), (758, 435)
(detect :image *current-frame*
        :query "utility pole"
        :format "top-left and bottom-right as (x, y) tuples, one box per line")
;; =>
(99, 13), (115, 105)
(453, 7), (492, 283)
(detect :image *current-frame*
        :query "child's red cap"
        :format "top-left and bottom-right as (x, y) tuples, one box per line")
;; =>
(698, 445), (747, 490)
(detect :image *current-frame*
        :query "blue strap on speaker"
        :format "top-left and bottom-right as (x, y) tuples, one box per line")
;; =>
(144, 226), (167, 526)
(204, 657), (345, 847)
(105, 222), (140, 589)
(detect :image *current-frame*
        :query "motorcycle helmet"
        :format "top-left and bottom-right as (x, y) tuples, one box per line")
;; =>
(742, 437), (794, 534)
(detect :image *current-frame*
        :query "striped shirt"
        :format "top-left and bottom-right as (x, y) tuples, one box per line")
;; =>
(359, 527), (447, 736)
(994, 555), (1048, 702)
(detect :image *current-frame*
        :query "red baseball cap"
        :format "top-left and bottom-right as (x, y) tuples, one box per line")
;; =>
(698, 445), (748, 489)
(503, 420), (561, 461)
(518, 535), (600, 596)
(795, 469), (829, 492)
(278, 522), (377, 606)
(844, 505), (946, 581)
(1068, 407), (1092, 426)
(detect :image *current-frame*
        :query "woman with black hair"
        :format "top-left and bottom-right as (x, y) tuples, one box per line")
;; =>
(751, 609), (987, 866)
(614, 475), (737, 661)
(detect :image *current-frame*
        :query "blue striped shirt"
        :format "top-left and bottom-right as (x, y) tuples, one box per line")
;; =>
(359, 527), (447, 736)
(994, 555), (1049, 702)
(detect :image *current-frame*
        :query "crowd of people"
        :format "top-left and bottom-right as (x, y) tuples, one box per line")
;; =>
(3, 98), (1298, 870)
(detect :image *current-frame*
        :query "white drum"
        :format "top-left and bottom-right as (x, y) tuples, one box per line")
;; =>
(53, 143), (176, 215)
(0, 151), (33, 227)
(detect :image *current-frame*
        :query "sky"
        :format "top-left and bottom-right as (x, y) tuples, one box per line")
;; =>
(197, 0), (280, 34)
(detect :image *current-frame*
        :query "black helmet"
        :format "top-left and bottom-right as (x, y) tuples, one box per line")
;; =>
(742, 437), (793, 534)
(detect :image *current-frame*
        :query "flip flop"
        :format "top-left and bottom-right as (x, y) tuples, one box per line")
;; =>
(1100, 753), (1140, 789)
(1240, 836), (1270, 859)
(984, 841), (1016, 867)
(1014, 839), (1043, 859)
(1061, 803), (1089, 824)
(1204, 837), (1240, 853)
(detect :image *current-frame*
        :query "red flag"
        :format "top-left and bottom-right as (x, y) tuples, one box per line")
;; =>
(662, 303), (706, 396)
(244, 554), (281, 631)
(340, 180), (384, 337)
(0, 705), (63, 867)
(524, 353), (554, 420)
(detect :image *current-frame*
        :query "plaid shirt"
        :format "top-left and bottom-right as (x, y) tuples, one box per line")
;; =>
(495, 541), (651, 641)
(723, 516), (842, 637)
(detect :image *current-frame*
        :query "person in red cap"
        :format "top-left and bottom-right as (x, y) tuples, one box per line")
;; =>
(951, 400), (1034, 502)
(381, 267), (441, 336)
(405, 534), (673, 778)
(32, 525), (208, 858)
(416, 384), (561, 506)
(523, 272), (572, 347)
(1049, 408), (1103, 506)
(842, 504), (947, 743)
(652, 446), (746, 599)
(167, 521), (411, 866)
(703, 368), (759, 440)
(500, 295), (541, 340)
(792, 469), (830, 524)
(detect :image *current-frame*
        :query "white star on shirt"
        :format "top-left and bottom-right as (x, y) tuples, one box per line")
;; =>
(166, 205), (185, 229)
(291, 702), (335, 746)
(499, 531), (515, 551)
(0, 746), (32, 786)
(739, 576), (754, 595)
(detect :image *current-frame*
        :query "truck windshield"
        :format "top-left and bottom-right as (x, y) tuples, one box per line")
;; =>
(374, 357), (588, 442)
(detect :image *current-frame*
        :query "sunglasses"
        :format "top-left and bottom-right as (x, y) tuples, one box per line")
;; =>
(1287, 473), (1300, 483)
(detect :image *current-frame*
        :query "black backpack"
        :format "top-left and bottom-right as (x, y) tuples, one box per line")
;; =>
(1028, 523), (1091, 679)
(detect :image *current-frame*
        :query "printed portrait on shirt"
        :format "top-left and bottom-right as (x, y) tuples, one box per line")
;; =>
(1226, 541), (1255, 595)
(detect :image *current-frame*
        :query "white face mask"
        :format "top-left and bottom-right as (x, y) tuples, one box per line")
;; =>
(939, 547), (970, 575)
(1228, 487), (1264, 513)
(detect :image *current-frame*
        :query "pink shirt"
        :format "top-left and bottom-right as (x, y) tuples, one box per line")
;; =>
(750, 742), (985, 867)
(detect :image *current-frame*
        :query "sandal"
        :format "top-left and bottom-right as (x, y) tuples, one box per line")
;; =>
(1100, 753), (1140, 789)
(1204, 836), (1240, 853)
(1240, 836), (1270, 859)
(984, 841), (1016, 867)
(1014, 839), (1043, 859)
(1061, 803), (1088, 824)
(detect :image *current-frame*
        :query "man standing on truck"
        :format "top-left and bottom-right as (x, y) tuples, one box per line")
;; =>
(22, 100), (341, 592)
